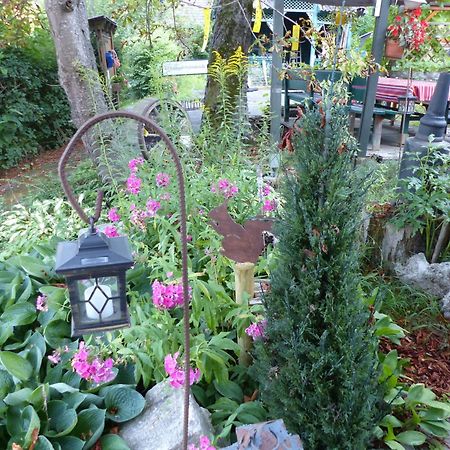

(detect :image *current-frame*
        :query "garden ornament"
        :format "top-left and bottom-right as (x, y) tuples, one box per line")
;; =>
(209, 201), (273, 264)
(55, 111), (192, 450)
(221, 419), (303, 450)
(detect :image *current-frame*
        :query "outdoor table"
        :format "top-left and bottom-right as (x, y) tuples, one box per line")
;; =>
(377, 77), (450, 104)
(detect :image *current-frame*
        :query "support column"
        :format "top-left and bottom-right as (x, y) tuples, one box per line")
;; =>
(358, 0), (390, 156)
(269, 0), (284, 173)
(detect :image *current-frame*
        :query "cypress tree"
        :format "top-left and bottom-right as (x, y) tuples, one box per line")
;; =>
(254, 104), (383, 449)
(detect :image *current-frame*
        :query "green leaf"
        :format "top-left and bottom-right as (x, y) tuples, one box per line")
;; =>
(13, 255), (51, 279)
(35, 436), (55, 450)
(52, 436), (85, 450)
(395, 430), (426, 445)
(406, 384), (436, 405)
(30, 384), (50, 410)
(385, 440), (405, 450)
(71, 407), (105, 449)
(0, 369), (14, 399)
(46, 400), (78, 437)
(4, 387), (33, 406)
(52, 435), (85, 450)
(1, 301), (36, 326)
(380, 414), (403, 428)
(44, 320), (71, 349)
(22, 405), (41, 448)
(419, 420), (450, 438)
(104, 386), (146, 422)
(213, 380), (243, 403)
(0, 351), (33, 380)
(50, 383), (79, 394)
(99, 434), (131, 450)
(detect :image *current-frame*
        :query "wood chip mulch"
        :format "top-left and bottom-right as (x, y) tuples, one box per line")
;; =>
(380, 328), (450, 396)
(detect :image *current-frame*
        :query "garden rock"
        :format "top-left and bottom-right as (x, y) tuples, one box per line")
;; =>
(221, 419), (303, 449)
(395, 253), (450, 298)
(119, 381), (213, 450)
(441, 291), (450, 320)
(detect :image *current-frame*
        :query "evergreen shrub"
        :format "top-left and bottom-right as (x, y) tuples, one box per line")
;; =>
(254, 105), (384, 449)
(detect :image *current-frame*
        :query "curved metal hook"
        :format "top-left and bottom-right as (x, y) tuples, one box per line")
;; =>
(59, 111), (191, 450)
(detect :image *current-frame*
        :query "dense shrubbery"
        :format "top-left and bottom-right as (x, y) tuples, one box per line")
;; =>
(0, 30), (73, 168)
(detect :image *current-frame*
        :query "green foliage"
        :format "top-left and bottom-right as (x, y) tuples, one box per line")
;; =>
(393, 143), (450, 262)
(253, 105), (384, 449)
(0, 30), (73, 168)
(0, 242), (142, 449)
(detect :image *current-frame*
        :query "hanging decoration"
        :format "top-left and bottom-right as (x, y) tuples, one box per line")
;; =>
(252, 0), (263, 33)
(291, 24), (301, 51)
(201, 7), (212, 52)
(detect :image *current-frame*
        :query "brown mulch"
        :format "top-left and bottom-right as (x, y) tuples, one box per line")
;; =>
(380, 328), (450, 396)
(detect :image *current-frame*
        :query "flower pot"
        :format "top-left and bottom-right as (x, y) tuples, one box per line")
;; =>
(385, 39), (404, 60)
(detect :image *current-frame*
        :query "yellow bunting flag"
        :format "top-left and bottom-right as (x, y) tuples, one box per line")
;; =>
(335, 11), (347, 25)
(201, 7), (211, 52)
(291, 24), (300, 51)
(252, 0), (262, 33)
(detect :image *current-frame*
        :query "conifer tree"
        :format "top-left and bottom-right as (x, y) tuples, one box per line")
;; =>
(254, 104), (383, 449)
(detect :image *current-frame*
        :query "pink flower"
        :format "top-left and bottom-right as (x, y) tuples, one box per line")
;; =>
(160, 192), (171, 201)
(146, 199), (161, 217)
(218, 179), (230, 191)
(245, 319), (267, 341)
(130, 208), (147, 230)
(128, 157), (144, 172)
(186, 234), (193, 242)
(127, 175), (142, 195)
(107, 208), (121, 222)
(262, 199), (277, 213)
(164, 353), (201, 389)
(211, 179), (239, 198)
(262, 184), (271, 196)
(189, 436), (216, 450)
(156, 172), (170, 187)
(71, 341), (115, 384)
(36, 294), (48, 312)
(48, 350), (61, 365)
(152, 280), (191, 309)
(166, 272), (174, 278)
(104, 225), (119, 238)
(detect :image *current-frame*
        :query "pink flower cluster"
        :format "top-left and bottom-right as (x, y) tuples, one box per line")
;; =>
(36, 294), (48, 312)
(164, 352), (201, 389)
(48, 346), (70, 365)
(156, 172), (170, 187)
(152, 280), (191, 309)
(262, 199), (277, 213)
(262, 184), (272, 197)
(71, 341), (115, 384)
(128, 157), (144, 172)
(245, 319), (267, 341)
(127, 174), (142, 195)
(188, 436), (216, 450)
(129, 199), (161, 230)
(211, 179), (238, 199)
(107, 208), (121, 222)
(104, 225), (120, 238)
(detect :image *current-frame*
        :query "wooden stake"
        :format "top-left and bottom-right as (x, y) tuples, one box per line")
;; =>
(235, 262), (255, 366)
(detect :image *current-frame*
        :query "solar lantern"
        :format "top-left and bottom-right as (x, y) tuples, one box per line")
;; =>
(398, 93), (417, 115)
(55, 225), (133, 336)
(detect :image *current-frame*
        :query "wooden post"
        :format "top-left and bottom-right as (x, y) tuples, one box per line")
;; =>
(235, 262), (255, 366)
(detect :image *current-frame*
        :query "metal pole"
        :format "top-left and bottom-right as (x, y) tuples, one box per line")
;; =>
(358, 0), (390, 156)
(269, 0), (284, 173)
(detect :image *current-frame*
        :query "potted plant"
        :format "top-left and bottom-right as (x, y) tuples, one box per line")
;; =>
(385, 7), (430, 60)
(110, 72), (128, 93)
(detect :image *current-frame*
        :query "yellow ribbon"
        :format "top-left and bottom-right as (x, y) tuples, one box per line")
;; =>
(202, 8), (211, 52)
(253, 0), (262, 33)
(291, 24), (300, 51)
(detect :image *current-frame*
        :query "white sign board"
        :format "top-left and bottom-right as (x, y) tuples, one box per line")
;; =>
(162, 60), (208, 76)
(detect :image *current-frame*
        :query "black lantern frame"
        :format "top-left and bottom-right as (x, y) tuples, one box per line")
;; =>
(57, 111), (191, 450)
(398, 93), (417, 115)
(55, 227), (133, 336)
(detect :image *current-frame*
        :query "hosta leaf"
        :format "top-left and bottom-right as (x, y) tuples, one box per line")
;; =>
(0, 369), (14, 399)
(44, 320), (71, 349)
(99, 434), (131, 450)
(1, 301), (36, 326)
(385, 440), (405, 450)
(104, 386), (145, 422)
(419, 420), (450, 438)
(30, 384), (50, 410)
(0, 351), (33, 381)
(71, 407), (105, 449)
(46, 400), (78, 438)
(406, 384), (436, 405)
(4, 388), (33, 406)
(12, 255), (51, 279)
(395, 430), (426, 445)
(35, 435), (55, 450)
(52, 435), (85, 450)
(213, 380), (243, 403)
(22, 405), (41, 448)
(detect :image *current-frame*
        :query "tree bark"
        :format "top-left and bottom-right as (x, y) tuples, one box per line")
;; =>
(203, 0), (254, 123)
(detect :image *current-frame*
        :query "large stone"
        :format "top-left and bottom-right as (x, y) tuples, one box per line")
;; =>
(119, 381), (214, 450)
(441, 291), (450, 320)
(395, 253), (450, 298)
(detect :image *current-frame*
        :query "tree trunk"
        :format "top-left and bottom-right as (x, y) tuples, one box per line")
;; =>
(45, 0), (115, 181)
(203, 0), (254, 123)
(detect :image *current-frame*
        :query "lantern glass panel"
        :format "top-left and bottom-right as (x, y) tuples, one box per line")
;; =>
(77, 276), (119, 320)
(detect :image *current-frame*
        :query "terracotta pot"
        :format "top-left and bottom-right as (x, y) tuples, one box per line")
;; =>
(385, 39), (404, 60)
